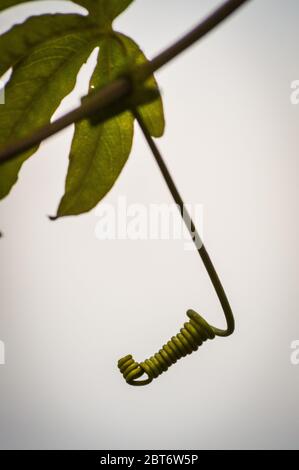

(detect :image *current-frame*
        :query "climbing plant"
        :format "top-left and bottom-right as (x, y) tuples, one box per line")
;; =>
(0, 0), (250, 385)
(0, 0), (164, 216)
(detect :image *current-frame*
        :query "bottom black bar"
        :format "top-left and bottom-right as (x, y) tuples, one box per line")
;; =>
(0, 449), (295, 464)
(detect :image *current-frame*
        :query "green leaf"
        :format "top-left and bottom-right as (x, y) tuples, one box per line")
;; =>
(69, 0), (133, 21)
(115, 33), (165, 138)
(0, 14), (98, 77)
(57, 33), (165, 217)
(56, 36), (134, 217)
(56, 30), (165, 217)
(0, 1), (134, 25)
(0, 1), (97, 14)
(0, 29), (99, 199)
(0, 0), (164, 214)
(91, 1), (134, 26)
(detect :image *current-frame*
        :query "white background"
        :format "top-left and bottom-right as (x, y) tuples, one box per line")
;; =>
(0, 0), (298, 449)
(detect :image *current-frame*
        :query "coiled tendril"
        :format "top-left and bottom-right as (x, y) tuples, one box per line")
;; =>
(117, 111), (235, 386)
(118, 310), (216, 386)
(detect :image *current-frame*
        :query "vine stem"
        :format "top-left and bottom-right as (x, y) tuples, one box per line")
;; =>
(0, 0), (250, 164)
(134, 109), (235, 337)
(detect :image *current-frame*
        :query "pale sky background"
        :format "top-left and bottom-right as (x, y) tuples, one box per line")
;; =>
(0, 0), (299, 449)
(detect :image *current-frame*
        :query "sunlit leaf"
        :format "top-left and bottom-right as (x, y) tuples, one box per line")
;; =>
(56, 29), (165, 217)
(0, 0), (97, 14)
(0, 0), (164, 214)
(91, 0), (134, 26)
(0, 0), (134, 24)
(0, 30), (99, 199)
(115, 33), (165, 138)
(0, 14), (98, 77)
(56, 37), (134, 217)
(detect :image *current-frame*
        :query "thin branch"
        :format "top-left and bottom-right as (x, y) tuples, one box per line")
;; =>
(0, 0), (250, 164)
(0, 78), (131, 163)
(148, 0), (250, 75)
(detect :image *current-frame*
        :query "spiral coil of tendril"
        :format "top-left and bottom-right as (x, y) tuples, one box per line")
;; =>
(118, 310), (217, 386)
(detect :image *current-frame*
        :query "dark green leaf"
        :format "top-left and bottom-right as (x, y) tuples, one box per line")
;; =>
(56, 29), (165, 217)
(0, 30), (99, 199)
(0, 0), (164, 214)
(91, 0), (134, 26)
(0, 1), (134, 25)
(56, 36), (134, 217)
(0, 1), (97, 14)
(115, 33), (165, 138)
(0, 14), (99, 77)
